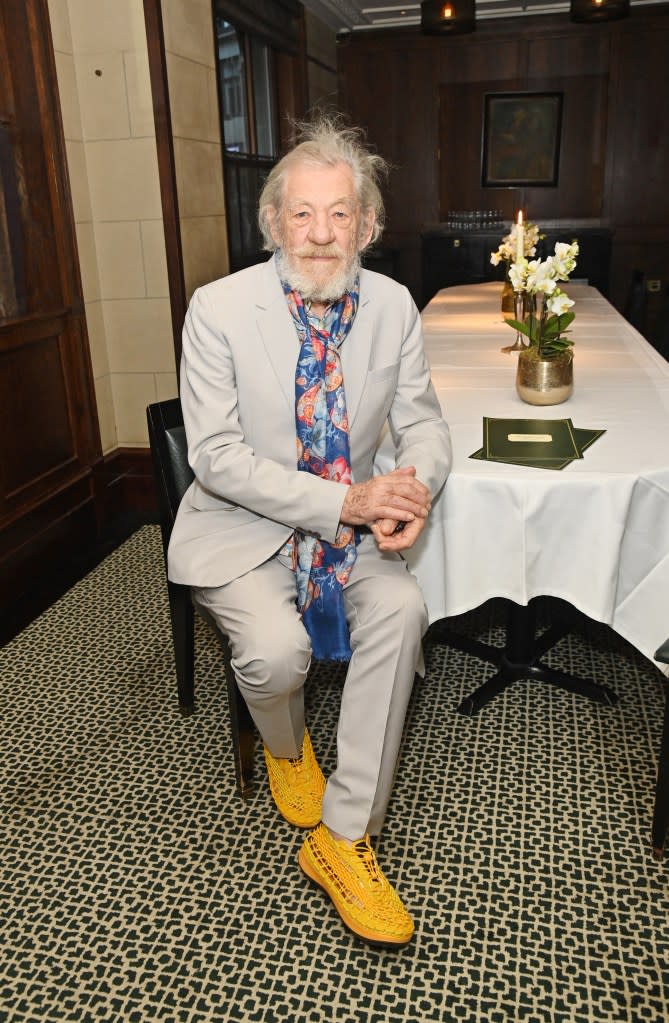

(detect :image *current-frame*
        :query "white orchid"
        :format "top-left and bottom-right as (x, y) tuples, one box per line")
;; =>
(505, 239), (579, 358)
(508, 259), (526, 291)
(525, 259), (558, 295)
(547, 291), (575, 316)
(490, 222), (541, 266)
(508, 239), (579, 297)
(548, 241), (579, 282)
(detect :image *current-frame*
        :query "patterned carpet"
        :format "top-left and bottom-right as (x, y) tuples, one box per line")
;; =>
(1, 525), (668, 1023)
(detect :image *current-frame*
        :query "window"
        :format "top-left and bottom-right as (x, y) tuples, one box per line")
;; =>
(218, 24), (249, 153)
(215, 19), (279, 271)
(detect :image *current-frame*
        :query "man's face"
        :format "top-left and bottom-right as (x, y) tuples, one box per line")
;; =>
(269, 161), (374, 302)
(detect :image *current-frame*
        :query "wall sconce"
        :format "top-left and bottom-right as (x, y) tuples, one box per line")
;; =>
(421, 0), (476, 36)
(570, 0), (629, 22)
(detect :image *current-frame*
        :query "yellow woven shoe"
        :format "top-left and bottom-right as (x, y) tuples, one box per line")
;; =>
(263, 729), (325, 828)
(298, 823), (415, 947)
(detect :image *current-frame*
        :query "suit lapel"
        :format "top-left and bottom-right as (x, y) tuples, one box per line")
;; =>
(341, 286), (373, 430)
(254, 258), (376, 427)
(255, 257), (299, 413)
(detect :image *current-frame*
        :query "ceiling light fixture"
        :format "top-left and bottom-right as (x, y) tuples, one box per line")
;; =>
(421, 0), (476, 35)
(569, 0), (629, 22)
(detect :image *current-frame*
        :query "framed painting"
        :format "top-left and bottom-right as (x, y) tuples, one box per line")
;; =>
(481, 92), (563, 188)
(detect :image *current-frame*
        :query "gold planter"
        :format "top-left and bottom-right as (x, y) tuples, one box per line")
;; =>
(516, 349), (574, 406)
(501, 277), (515, 319)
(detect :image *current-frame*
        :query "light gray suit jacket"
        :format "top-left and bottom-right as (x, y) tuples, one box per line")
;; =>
(167, 255), (451, 588)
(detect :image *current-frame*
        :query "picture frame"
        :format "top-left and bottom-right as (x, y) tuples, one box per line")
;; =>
(481, 92), (563, 188)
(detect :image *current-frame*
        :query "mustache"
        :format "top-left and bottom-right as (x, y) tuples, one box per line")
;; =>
(290, 243), (348, 259)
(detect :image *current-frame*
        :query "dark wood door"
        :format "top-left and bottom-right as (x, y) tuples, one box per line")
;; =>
(0, 0), (100, 611)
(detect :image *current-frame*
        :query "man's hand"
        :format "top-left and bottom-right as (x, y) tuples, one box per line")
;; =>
(340, 466), (431, 529)
(371, 515), (426, 552)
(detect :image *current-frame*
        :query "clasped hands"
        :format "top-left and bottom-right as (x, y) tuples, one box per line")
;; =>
(340, 466), (431, 552)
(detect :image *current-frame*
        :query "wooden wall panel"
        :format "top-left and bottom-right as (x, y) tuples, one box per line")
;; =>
(607, 20), (669, 227)
(0, 329), (75, 502)
(438, 36), (525, 85)
(0, 0), (101, 614)
(338, 7), (669, 322)
(517, 73), (609, 221)
(440, 69), (607, 231)
(526, 26), (610, 77)
(2, 1), (62, 315)
(339, 39), (441, 297)
(439, 77), (524, 222)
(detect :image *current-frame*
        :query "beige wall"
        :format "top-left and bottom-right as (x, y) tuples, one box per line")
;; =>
(50, 2), (335, 449)
(48, 0), (177, 451)
(163, 0), (229, 301)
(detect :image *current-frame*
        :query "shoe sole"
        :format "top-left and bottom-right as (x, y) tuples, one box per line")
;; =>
(298, 844), (413, 949)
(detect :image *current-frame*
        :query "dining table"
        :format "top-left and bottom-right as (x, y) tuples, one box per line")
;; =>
(376, 281), (669, 714)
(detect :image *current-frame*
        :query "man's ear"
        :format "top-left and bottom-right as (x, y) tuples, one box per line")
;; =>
(358, 210), (376, 251)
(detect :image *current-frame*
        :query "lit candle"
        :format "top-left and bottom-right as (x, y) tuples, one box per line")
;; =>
(516, 210), (524, 263)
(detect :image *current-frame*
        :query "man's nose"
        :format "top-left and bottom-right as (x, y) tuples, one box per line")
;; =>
(308, 210), (335, 244)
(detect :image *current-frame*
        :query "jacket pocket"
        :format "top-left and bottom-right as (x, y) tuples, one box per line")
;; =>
(366, 362), (400, 387)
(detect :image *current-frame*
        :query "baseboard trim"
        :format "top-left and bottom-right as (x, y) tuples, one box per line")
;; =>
(94, 447), (158, 531)
(1, 447), (158, 644)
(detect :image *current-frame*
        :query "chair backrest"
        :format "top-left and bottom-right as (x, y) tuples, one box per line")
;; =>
(147, 398), (194, 555)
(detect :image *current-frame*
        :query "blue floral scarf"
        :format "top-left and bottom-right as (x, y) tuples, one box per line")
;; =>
(282, 280), (360, 660)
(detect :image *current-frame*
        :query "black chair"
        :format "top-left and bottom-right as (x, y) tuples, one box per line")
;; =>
(651, 284), (669, 362)
(147, 398), (255, 798)
(652, 638), (669, 859)
(623, 269), (647, 335)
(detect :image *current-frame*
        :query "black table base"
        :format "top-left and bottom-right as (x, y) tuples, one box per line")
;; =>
(431, 599), (618, 717)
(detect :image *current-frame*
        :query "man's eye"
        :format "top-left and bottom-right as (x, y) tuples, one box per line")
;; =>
(333, 211), (350, 222)
(293, 211), (310, 220)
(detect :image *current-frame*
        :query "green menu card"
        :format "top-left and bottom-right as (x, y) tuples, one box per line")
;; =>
(483, 418), (582, 462)
(470, 421), (605, 470)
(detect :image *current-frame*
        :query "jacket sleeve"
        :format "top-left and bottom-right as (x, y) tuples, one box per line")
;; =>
(386, 291), (452, 499)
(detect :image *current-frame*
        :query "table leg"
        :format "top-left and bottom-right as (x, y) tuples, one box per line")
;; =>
(431, 599), (618, 717)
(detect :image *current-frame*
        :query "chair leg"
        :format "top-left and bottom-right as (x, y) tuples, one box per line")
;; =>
(218, 634), (256, 799)
(652, 681), (669, 859)
(167, 581), (195, 715)
(194, 601), (256, 798)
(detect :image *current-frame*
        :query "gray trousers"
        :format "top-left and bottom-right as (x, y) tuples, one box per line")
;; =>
(192, 534), (428, 839)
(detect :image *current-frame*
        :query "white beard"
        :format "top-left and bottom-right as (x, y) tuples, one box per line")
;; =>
(276, 248), (361, 303)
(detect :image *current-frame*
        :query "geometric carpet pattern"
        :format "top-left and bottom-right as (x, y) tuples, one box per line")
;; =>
(1, 525), (667, 1022)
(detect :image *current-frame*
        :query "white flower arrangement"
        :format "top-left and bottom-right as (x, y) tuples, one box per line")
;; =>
(507, 240), (580, 358)
(490, 222), (541, 266)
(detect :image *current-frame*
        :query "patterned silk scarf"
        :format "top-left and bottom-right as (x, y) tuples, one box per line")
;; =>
(282, 280), (360, 661)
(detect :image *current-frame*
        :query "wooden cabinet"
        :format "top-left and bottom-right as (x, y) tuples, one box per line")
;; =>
(422, 229), (504, 307)
(421, 224), (613, 308)
(0, 0), (101, 614)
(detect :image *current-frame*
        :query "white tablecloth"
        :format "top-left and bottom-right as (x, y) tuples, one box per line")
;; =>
(378, 282), (669, 672)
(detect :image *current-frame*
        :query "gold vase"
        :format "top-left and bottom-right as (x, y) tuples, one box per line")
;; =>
(516, 349), (574, 406)
(501, 277), (515, 319)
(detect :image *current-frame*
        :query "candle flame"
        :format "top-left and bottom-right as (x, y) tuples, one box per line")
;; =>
(441, 3), (454, 17)
(517, 210), (524, 226)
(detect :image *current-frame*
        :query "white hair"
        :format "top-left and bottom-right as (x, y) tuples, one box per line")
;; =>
(258, 116), (388, 252)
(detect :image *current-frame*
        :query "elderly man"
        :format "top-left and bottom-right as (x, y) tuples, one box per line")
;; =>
(168, 118), (451, 947)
